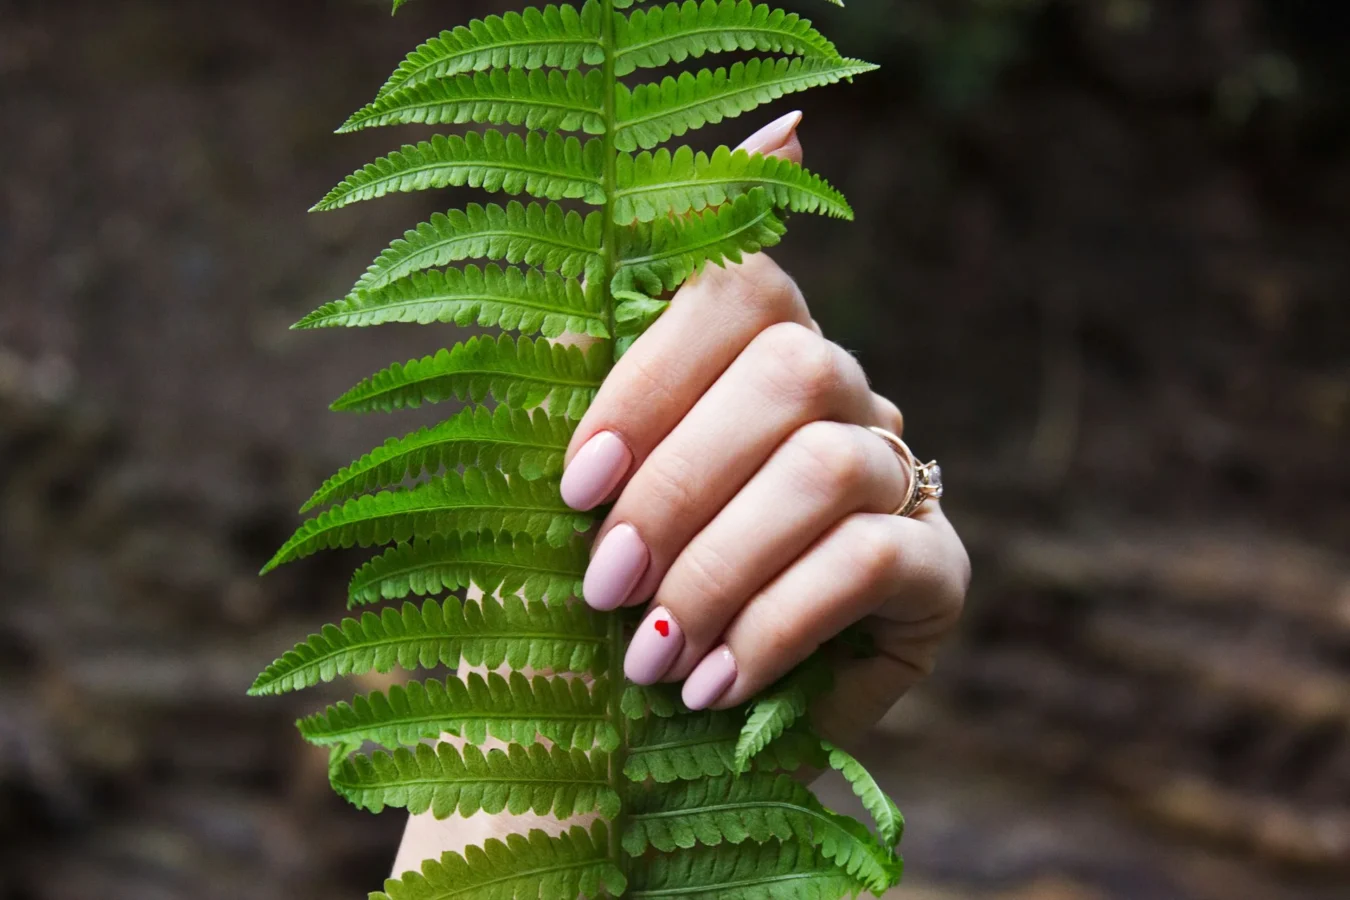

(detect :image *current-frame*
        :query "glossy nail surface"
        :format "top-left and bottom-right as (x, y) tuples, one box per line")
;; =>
(682, 646), (738, 711)
(736, 110), (803, 156)
(624, 608), (685, 685)
(561, 431), (632, 511)
(583, 524), (649, 611)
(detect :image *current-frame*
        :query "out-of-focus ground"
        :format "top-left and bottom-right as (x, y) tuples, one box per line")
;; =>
(1, 1), (1347, 898)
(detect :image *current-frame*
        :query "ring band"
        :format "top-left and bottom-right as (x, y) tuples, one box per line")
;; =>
(868, 426), (944, 517)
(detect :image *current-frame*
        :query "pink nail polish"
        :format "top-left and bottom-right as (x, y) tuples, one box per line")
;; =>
(736, 110), (803, 156)
(561, 431), (632, 511)
(624, 608), (684, 685)
(682, 646), (738, 711)
(583, 524), (649, 611)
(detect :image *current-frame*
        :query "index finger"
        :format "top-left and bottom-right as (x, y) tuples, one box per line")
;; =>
(559, 114), (813, 511)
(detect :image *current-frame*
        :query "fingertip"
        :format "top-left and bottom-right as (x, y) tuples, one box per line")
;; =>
(736, 110), (804, 159)
(766, 129), (803, 166)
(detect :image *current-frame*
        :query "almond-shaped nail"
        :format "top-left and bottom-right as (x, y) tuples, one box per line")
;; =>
(624, 608), (684, 685)
(736, 110), (803, 156)
(682, 646), (738, 711)
(561, 431), (632, 511)
(583, 524), (649, 611)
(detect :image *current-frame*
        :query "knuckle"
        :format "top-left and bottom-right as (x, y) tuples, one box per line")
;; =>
(633, 449), (702, 522)
(733, 255), (809, 323)
(666, 544), (738, 623)
(851, 521), (902, 587)
(753, 611), (814, 666)
(616, 348), (679, 410)
(874, 395), (905, 435)
(788, 422), (873, 497)
(750, 323), (853, 410)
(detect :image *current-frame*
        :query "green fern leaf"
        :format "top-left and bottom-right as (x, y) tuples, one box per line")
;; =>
(623, 774), (899, 894)
(313, 131), (605, 212)
(348, 531), (587, 607)
(354, 202), (602, 293)
(734, 653), (834, 773)
(295, 264), (609, 338)
(613, 294), (670, 357)
(626, 711), (824, 783)
(330, 335), (607, 420)
(378, 3), (606, 97)
(373, 822), (625, 900)
(614, 0), (842, 76)
(299, 672), (619, 751)
(627, 841), (866, 900)
(614, 188), (784, 294)
(616, 57), (877, 151)
(621, 681), (688, 719)
(615, 145), (853, 222)
(821, 741), (904, 849)
(344, 68), (606, 135)
(302, 406), (571, 513)
(248, 596), (605, 696)
(261, 468), (591, 573)
(333, 741), (619, 819)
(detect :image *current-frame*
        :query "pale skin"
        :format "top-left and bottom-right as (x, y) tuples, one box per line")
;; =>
(393, 112), (971, 874)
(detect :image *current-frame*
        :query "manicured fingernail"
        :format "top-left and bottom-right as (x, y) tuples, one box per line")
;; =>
(624, 608), (684, 685)
(682, 645), (738, 711)
(583, 524), (649, 611)
(736, 110), (803, 156)
(561, 431), (632, 511)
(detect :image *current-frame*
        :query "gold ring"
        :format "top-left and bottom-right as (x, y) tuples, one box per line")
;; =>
(868, 426), (944, 517)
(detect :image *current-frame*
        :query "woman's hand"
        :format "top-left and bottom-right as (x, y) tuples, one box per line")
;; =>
(561, 112), (969, 717)
(392, 112), (969, 873)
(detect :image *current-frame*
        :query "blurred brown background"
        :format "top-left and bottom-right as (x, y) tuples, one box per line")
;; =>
(1, 0), (1347, 898)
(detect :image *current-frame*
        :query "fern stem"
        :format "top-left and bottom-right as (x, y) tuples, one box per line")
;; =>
(598, 2), (628, 890)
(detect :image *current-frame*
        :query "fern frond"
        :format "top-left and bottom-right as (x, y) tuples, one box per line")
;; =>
(626, 711), (823, 783)
(616, 58), (877, 151)
(266, 2), (889, 897)
(614, 0), (842, 76)
(262, 469), (591, 573)
(248, 596), (605, 696)
(627, 842), (866, 900)
(615, 145), (852, 222)
(623, 774), (900, 894)
(313, 131), (606, 212)
(333, 741), (619, 819)
(821, 741), (904, 849)
(303, 406), (570, 513)
(344, 68), (606, 135)
(355, 202), (602, 293)
(614, 188), (784, 294)
(734, 653), (833, 773)
(373, 822), (625, 900)
(330, 335), (607, 420)
(349, 531), (586, 607)
(295, 264), (609, 339)
(298, 672), (619, 751)
(377, 3), (606, 97)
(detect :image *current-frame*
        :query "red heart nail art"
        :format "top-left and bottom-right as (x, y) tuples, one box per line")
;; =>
(654, 619), (670, 637)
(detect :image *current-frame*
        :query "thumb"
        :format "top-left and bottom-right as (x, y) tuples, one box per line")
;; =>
(735, 110), (804, 165)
